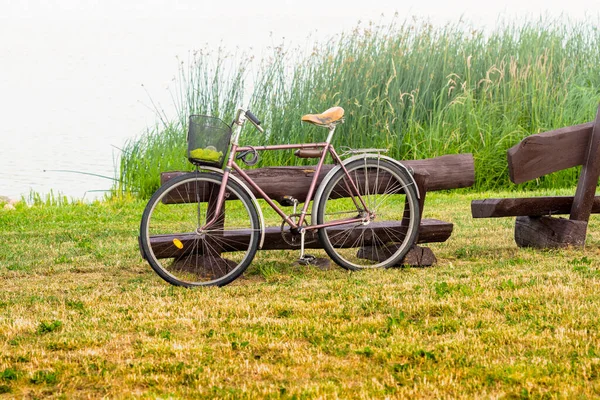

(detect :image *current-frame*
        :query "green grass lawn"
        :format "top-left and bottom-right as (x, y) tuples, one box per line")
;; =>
(2, 190), (600, 398)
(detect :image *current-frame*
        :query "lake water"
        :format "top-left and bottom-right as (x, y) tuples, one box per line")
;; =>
(1, 1), (595, 201)
(0, 4), (392, 201)
(0, 18), (175, 201)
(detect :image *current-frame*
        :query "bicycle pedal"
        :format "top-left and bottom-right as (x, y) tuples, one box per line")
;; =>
(298, 254), (316, 265)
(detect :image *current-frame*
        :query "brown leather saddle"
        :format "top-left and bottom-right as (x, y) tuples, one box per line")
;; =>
(301, 106), (344, 126)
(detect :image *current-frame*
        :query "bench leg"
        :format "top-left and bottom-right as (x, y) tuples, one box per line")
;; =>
(399, 245), (437, 267)
(514, 216), (587, 248)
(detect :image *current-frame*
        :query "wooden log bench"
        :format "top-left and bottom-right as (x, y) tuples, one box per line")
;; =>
(159, 153), (475, 266)
(471, 104), (600, 248)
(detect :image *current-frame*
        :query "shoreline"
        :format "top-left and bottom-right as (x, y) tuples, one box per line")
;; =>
(1, 196), (19, 210)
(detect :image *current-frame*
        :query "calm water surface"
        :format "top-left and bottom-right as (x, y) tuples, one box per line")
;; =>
(0, 8), (372, 201)
(2, 2), (591, 201)
(1, 19), (174, 201)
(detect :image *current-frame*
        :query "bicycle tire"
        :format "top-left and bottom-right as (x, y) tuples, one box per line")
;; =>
(140, 171), (260, 287)
(315, 158), (419, 270)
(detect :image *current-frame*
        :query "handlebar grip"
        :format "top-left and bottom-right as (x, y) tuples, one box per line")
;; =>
(245, 110), (261, 126)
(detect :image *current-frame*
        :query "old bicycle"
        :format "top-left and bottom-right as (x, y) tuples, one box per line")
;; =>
(139, 107), (420, 287)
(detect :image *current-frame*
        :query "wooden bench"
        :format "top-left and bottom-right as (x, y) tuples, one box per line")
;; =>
(160, 153), (475, 266)
(471, 105), (600, 248)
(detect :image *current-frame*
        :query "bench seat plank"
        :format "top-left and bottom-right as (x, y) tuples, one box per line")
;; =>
(471, 196), (600, 218)
(147, 219), (453, 259)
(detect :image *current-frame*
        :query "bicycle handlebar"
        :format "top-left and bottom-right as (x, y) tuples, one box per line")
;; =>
(244, 109), (264, 133)
(233, 108), (265, 134)
(245, 110), (261, 126)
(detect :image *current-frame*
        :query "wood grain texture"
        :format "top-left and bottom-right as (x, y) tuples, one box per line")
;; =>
(506, 122), (593, 184)
(148, 218), (453, 259)
(161, 153), (475, 204)
(514, 216), (587, 248)
(357, 244), (436, 267)
(406, 171), (429, 243)
(471, 196), (600, 218)
(399, 246), (437, 267)
(570, 105), (600, 221)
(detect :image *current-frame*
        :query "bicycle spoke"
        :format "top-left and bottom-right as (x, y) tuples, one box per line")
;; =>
(317, 159), (419, 270)
(142, 173), (259, 287)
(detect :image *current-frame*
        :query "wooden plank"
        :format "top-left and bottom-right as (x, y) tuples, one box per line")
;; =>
(414, 171), (429, 224)
(506, 122), (594, 184)
(571, 105), (600, 221)
(148, 218), (453, 259)
(471, 196), (600, 218)
(161, 154), (475, 204)
(514, 216), (587, 248)
(204, 181), (225, 262)
(406, 171), (429, 242)
(162, 167), (400, 204)
(413, 219), (454, 243)
(401, 154), (474, 190)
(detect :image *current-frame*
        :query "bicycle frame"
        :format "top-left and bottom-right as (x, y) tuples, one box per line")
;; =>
(202, 121), (371, 234)
(140, 107), (422, 288)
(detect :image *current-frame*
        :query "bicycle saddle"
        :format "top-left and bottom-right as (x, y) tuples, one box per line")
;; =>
(301, 106), (344, 126)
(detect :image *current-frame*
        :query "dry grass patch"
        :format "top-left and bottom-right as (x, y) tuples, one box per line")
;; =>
(1, 191), (600, 398)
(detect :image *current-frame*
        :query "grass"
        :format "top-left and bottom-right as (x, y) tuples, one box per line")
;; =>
(118, 17), (600, 198)
(2, 189), (600, 397)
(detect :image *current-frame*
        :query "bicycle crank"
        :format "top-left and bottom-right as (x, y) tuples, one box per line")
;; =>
(280, 214), (316, 247)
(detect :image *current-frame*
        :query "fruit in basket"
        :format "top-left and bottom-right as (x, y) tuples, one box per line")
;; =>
(189, 146), (223, 162)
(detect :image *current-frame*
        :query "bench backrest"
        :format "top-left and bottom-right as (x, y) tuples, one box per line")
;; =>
(507, 122), (594, 184)
(506, 104), (600, 222)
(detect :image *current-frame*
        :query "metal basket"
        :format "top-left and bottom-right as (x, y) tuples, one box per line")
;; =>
(187, 115), (231, 168)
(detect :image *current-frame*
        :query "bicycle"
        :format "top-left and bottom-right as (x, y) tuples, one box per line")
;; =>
(139, 107), (420, 287)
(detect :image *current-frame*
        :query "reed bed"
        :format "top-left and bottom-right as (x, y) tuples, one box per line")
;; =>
(118, 18), (600, 198)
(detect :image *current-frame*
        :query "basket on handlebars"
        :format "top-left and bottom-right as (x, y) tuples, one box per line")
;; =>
(187, 115), (231, 168)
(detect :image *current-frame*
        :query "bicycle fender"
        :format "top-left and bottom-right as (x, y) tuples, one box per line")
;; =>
(200, 167), (266, 249)
(311, 154), (420, 217)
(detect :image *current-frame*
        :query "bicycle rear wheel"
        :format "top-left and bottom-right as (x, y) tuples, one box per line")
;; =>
(140, 172), (260, 287)
(315, 158), (419, 270)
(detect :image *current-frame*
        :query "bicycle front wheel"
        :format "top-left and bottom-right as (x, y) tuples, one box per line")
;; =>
(140, 172), (260, 287)
(316, 158), (419, 270)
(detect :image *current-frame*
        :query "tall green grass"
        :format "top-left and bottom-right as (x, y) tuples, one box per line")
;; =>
(118, 18), (600, 198)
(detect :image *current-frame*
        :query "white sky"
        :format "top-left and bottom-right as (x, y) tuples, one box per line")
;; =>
(1, 0), (599, 199)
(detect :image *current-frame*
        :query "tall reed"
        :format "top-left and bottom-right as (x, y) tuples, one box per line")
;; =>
(118, 18), (600, 197)
(117, 50), (248, 198)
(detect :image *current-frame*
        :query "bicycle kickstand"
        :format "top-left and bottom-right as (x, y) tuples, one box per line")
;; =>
(298, 229), (315, 265)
